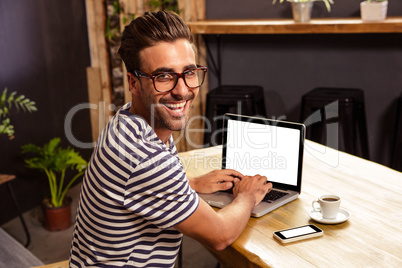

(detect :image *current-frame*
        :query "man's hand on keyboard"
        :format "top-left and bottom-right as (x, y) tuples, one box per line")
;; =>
(188, 169), (243, 194)
(232, 175), (273, 206)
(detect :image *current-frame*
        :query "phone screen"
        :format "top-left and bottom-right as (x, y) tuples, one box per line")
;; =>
(280, 225), (317, 238)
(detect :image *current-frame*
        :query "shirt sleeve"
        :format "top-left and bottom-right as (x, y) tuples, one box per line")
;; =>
(124, 148), (199, 229)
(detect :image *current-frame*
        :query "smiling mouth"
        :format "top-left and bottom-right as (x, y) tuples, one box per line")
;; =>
(163, 101), (187, 113)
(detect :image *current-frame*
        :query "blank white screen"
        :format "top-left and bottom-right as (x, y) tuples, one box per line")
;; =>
(225, 119), (300, 186)
(281, 226), (316, 238)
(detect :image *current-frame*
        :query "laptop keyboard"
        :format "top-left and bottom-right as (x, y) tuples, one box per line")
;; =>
(223, 188), (289, 203)
(262, 189), (289, 203)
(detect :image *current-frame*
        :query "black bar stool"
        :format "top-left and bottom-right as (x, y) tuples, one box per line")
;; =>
(203, 85), (266, 147)
(391, 92), (402, 171)
(0, 174), (31, 247)
(300, 87), (369, 159)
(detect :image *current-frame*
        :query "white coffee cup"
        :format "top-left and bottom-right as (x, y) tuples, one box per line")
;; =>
(312, 195), (341, 219)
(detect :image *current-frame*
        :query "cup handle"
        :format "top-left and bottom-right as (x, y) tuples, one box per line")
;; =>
(312, 200), (321, 212)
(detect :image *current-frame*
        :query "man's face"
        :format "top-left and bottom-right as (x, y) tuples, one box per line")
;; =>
(132, 39), (199, 133)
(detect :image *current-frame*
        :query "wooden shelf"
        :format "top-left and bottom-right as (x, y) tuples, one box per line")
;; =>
(187, 17), (402, 34)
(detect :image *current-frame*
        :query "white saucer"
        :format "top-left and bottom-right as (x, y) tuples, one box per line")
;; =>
(308, 208), (350, 224)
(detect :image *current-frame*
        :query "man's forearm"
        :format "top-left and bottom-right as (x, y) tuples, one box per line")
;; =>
(178, 194), (256, 251)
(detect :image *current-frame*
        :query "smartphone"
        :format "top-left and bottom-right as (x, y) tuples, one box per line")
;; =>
(273, 224), (323, 243)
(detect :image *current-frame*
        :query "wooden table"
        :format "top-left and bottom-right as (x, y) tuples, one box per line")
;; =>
(33, 260), (68, 268)
(178, 140), (402, 267)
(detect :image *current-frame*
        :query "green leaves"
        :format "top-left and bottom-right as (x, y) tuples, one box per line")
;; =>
(147, 0), (181, 14)
(323, 0), (334, 12)
(22, 138), (87, 172)
(1, 88), (37, 113)
(22, 138), (88, 207)
(0, 88), (38, 138)
(0, 118), (14, 137)
(272, 0), (334, 13)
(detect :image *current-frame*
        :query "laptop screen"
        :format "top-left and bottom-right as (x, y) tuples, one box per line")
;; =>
(222, 114), (305, 192)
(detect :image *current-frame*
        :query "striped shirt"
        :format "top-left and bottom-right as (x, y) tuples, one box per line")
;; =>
(69, 103), (199, 267)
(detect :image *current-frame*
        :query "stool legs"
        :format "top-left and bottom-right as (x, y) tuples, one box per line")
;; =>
(6, 181), (31, 247)
(301, 88), (369, 159)
(204, 85), (266, 147)
(391, 93), (402, 171)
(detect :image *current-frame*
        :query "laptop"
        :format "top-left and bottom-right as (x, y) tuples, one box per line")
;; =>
(199, 113), (305, 217)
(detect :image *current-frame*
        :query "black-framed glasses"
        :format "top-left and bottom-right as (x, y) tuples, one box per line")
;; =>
(132, 66), (208, 92)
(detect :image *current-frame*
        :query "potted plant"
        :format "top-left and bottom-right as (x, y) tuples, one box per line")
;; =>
(273, 0), (334, 23)
(360, 0), (388, 21)
(22, 137), (88, 231)
(0, 88), (37, 139)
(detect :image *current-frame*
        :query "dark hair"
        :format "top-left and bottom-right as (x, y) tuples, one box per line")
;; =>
(118, 11), (194, 73)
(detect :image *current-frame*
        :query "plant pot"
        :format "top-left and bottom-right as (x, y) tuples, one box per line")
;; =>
(42, 197), (72, 231)
(291, 1), (314, 23)
(360, 1), (388, 21)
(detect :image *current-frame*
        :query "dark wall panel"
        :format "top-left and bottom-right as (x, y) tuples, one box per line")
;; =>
(206, 0), (402, 19)
(0, 0), (92, 224)
(204, 0), (402, 167)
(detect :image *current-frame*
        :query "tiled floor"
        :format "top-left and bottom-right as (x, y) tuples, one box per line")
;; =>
(1, 183), (218, 267)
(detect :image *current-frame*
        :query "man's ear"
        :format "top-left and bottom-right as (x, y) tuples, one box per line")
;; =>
(127, 73), (141, 96)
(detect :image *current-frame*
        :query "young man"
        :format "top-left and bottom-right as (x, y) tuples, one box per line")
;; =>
(69, 11), (272, 267)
